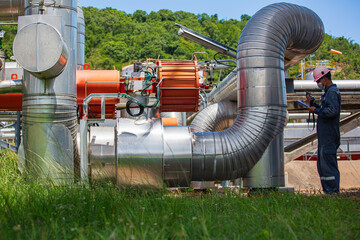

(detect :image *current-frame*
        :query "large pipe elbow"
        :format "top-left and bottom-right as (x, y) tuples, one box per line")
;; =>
(191, 3), (324, 181)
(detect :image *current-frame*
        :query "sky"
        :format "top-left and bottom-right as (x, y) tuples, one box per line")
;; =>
(79, 0), (360, 45)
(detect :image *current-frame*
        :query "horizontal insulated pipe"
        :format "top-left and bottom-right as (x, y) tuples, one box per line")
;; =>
(294, 80), (360, 91)
(207, 70), (237, 104)
(0, 79), (22, 94)
(288, 112), (350, 120)
(187, 71), (237, 124)
(191, 3), (324, 181)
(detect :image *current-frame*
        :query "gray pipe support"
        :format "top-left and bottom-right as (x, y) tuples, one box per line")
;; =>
(0, 79), (22, 94)
(0, 0), (24, 21)
(191, 3), (324, 181)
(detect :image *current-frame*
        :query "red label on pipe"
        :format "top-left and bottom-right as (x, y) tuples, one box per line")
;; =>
(11, 73), (18, 80)
(84, 64), (91, 70)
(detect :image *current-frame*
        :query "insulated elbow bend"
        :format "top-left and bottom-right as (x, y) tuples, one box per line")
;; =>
(191, 2), (324, 181)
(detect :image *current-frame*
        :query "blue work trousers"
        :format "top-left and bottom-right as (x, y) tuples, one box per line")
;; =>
(317, 143), (340, 194)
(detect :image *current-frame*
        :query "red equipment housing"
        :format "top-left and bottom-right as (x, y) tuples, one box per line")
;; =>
(157, 60), (200, 112)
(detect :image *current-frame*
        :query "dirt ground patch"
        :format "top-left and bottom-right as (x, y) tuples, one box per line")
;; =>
(285, 160), (360, 191)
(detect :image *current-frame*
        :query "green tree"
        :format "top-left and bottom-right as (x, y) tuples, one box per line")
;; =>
(1, 6), (358, 80)
(241, 14), (251, 21)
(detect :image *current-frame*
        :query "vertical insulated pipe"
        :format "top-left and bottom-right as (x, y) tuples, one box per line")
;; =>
(21, 0), (78, 183)
(77, 1), (85, 69)
(191, 3), (324, 181)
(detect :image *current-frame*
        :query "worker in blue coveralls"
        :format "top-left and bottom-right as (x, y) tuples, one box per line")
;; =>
(306, 66), (341, 194)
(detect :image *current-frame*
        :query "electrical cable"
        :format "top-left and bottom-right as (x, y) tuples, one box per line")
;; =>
(214, 52), (237, 67)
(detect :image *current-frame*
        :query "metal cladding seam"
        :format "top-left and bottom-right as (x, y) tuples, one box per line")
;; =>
(191, 2), (324, 181)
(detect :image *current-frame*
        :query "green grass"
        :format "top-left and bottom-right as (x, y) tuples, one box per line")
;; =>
(0, 150), (359, 240)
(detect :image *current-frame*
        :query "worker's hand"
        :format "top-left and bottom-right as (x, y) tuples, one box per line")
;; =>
(308, 107), (316, 113)
(306, 92), (314, 103)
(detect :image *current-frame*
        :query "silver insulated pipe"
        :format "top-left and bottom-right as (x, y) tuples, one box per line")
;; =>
(0, 79), (22, 94)
(13, 0), (78, 183)
(77, 1), (85, 69)
(191, 2), (324, 181)
(294, 80), (360, 91)
(88, 3), (324, 187)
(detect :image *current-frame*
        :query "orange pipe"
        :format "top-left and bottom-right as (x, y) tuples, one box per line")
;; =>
(77, 70), (121, 118)
(0, 70), (121, 115)
(77, 70), (120, 105)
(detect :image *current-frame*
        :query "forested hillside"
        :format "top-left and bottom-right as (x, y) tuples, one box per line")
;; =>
(1, 7), (360, 79)
(82, 7), (247, 71)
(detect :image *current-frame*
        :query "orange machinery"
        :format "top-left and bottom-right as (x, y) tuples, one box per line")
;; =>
(0, 70), (121, 119)
(77, 70), (121, 119)
(0, 60), (201, 118)
(157, 60), (200, 112)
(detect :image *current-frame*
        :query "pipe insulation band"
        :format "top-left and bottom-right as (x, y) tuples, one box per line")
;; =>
(191, 3), (324, 181)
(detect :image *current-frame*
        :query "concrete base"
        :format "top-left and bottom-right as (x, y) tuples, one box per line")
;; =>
(285, 160), (360, 191)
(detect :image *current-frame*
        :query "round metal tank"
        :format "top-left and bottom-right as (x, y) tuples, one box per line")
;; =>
(13, 22), (68, 79)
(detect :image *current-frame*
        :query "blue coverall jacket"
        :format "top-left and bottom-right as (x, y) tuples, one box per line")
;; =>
(313, 84), (341, 193)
